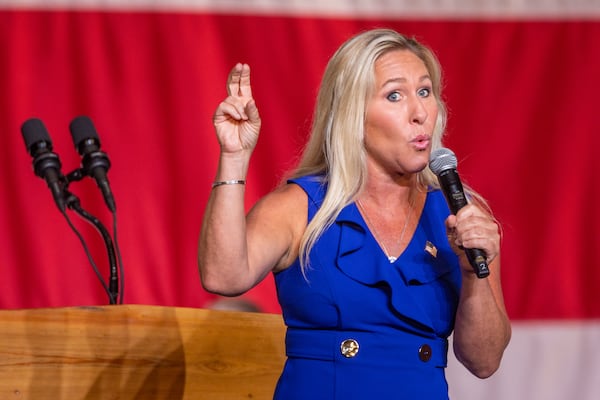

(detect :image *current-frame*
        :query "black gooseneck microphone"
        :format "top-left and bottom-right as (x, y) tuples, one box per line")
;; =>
(21, 118), (67, 212)
(20, 116), (123, 304)
(69, 116), (116, 212)
(429, 148), (490, 279)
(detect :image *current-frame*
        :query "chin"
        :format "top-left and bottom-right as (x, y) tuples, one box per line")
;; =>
(414, 153), (430, 170)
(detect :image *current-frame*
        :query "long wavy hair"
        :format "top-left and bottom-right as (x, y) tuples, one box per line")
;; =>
(289, 29), (471, 270)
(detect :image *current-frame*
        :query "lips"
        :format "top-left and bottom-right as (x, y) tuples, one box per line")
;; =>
(411, 135), (431, 150)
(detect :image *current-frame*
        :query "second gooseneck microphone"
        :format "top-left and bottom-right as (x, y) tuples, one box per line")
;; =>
(429, 148), (490, 279)
(69, 116), (116, 213)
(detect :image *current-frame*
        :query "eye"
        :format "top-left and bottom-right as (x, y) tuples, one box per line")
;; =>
(386, 91), (402, 102)
(418, 87), (432, 98)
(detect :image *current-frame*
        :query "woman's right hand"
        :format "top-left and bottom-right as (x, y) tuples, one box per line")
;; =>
(213, 63), (261, 155)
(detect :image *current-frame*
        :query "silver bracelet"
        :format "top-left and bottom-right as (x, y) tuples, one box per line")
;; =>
(211, 179), (246, 188)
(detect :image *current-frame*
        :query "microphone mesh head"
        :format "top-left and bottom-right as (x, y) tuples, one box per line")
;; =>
(429, 147), (457, 175)
(21, 118), (51, 151)
(69, 115), (99, 147)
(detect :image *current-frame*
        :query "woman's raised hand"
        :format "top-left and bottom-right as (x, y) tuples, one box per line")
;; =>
(213, 63), (261, 155)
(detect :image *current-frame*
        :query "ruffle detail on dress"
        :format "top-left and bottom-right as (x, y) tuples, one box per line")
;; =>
(334, 202), (456, 332)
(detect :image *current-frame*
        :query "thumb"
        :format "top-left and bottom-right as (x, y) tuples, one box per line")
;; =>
(445, 214), (459, 247)
(445, 214), (457, 232)
(245, 99), (261, 122)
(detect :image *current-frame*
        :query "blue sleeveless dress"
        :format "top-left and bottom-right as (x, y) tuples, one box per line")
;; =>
(273, 175), (462, 400)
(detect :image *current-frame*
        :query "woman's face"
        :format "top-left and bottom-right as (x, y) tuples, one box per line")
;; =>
(364, 49), (438, 177)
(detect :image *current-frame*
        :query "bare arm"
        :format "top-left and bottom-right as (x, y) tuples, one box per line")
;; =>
(447, 205), (512, 378)
(198, 64), (304, 295)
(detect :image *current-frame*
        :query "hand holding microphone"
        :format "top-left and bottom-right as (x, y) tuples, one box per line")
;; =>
(429, 148), (491, 278)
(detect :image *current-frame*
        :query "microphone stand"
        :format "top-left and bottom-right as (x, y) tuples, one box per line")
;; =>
(64, 170), (119, 305)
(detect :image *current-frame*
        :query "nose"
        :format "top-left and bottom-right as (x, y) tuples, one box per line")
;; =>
(411, 97), (428, 125)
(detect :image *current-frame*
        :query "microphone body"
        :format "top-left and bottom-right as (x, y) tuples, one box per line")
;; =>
(21, 118), (66, 212)
(69, 116), (116, 212)
(429, 148), (490, 278)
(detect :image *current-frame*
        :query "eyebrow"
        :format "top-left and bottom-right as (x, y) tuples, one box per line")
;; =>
(382, 75), (432, 87)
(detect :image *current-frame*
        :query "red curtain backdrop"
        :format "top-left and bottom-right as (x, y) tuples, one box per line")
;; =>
(0, 9), (599, 318)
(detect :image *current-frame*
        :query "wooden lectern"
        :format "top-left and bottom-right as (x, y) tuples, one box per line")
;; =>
(0, 305), (287, 399)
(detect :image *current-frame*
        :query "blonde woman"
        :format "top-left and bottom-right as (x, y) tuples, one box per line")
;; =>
(199, 28), (511, 399)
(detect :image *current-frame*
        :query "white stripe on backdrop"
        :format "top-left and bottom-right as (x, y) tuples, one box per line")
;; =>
(0, 0), (599, 19)
(447, 321), (600, 400)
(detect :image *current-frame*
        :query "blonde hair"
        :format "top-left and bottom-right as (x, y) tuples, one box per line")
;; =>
(290, 29), (453, 270)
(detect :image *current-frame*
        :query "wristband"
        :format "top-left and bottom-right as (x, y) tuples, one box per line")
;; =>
(211, 179), (246, 188)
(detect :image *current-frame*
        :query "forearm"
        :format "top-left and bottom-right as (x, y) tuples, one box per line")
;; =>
(198, 153), (254, 295)
(453, 266), (511, 378)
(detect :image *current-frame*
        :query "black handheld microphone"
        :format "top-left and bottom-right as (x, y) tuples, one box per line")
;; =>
(429, 148), (490, 278)
(69, 116), (116, 212)
(21, 118), (67, 212)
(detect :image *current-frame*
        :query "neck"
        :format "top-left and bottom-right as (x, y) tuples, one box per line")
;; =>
(360, 177), (421, 210)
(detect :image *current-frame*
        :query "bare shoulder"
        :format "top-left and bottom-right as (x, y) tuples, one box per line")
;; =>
(249, 182), (307, 216)
(246, 182), (307, 272)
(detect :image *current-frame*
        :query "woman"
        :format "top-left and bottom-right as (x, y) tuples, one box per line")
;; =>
(198, 28), (511, 399)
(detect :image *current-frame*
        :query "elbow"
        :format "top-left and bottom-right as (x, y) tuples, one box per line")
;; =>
(200, 272), (236, 296)
(469, 360), (501, 379)
(455, 319), (512, 379)
(455, 352), (503, 379)
(200, 274), (227, 295)
(201, 276), (246, 297)
(455, 331), (511, 379)
(199, 262), (249, 297)
(463, 350), (511, 380)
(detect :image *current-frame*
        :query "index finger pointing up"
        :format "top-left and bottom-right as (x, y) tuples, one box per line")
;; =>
(227, 63), (253, 98)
